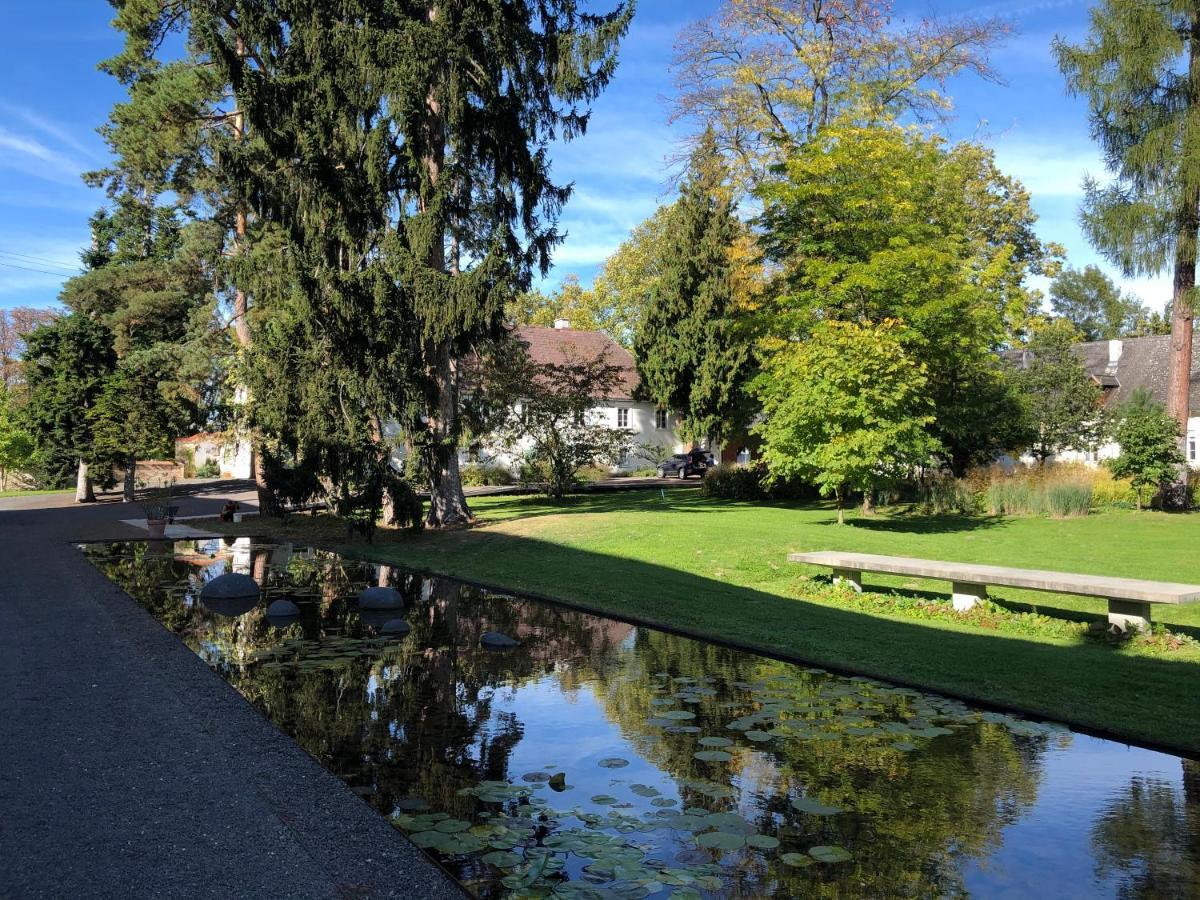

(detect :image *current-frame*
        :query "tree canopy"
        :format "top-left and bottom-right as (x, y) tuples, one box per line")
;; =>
(1107, 389), (1186, 510)
(1050, 265), (1163, 341)
(1013, 319), (1103, 463)
(753, 319), (939, 524)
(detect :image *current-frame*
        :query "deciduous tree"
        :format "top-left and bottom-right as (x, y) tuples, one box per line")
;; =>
(1107, 389), (1186, 510)
(671, 0), (1009, 189)
(1013, 319), (1103, 463)
(1050, 265), (1156, 341)
(753, 320), (939, 524)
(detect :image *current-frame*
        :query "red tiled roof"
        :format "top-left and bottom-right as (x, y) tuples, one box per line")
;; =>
(514, 326), (640, 400)
(175, 432), (227, 445)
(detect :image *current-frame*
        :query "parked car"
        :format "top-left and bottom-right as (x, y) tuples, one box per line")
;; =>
(656, 450), (713, 479)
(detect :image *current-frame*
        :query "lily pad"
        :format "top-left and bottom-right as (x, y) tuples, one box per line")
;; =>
(744, 730), (776, 742)
(809, 845), (853, 863)
(791, 797), (842, 816)
(781, 852), (814, 868)
(698, 736), (733, 747)
(745, 834), (780, 849)
(695, 831), (746, 851)
(661, 710), (696, 721)
(591, 794), (619, 805)
(481, 850), (523, 868)
(694, 750), (733, 763)
(598, 757), (630, 768)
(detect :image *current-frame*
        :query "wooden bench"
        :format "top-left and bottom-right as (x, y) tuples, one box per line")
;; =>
(788, 550), (1200, 632)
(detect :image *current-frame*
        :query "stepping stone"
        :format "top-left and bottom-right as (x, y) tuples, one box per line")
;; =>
(480, 631), (519, 650)
(266, 598), (301, 618)
(358, 586), (404, 609)
(380, 618), (411, 636)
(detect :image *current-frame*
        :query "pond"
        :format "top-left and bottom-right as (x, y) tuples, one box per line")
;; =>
(82, 538), (1200, 899)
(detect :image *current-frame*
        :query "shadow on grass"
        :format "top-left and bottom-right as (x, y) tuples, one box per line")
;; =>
(318, 525), (1200, 757)
(848, 511), (1007, 535)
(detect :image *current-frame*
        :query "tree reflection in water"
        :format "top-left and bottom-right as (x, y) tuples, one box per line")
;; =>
(83, 539), (1199, 899)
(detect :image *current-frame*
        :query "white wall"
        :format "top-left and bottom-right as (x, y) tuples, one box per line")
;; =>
(1008, 415), (1200, 470)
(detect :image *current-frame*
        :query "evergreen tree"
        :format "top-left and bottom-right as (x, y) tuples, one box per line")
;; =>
(21, 314), (116, 499)
(1056, 1), (1200, 502)
(633, 132), (752, 445)
(1108, 389), (1186, 510)
(1013, 320), (1103, 463)
(108, 2), (633, 528)
(0, 388), (34, 491)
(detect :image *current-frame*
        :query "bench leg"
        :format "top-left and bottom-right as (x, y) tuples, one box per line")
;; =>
(832, 568), (862, 592)
(1108, 598), (1152, 633)
(951, 582), (987, 612)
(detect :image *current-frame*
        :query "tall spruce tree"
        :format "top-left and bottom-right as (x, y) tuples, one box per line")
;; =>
(101, 2), (633, 527)
(633, 132), (751, 445)
(1056, 1), (1200, 503)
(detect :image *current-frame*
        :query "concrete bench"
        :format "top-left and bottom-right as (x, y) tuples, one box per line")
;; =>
(788, 550), (1200, 632)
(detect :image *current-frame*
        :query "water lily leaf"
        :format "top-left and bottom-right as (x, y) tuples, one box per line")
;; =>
(651, 797), (677, 807)
(599, 757), (630, 768)
(791, 797), (841, 816)
(481, 850), (523, 868)
(591, 794), (619, 805)
(744, 730), (775, 742)
(433, 818), (472, 833)
(781, 852), (814, 868)
(693, 750), (732, 763)
(661, 710), (696, 720)
(409, 830), (443, 849)
(695, 831), (745, 850)
(745, 834), (780, 849)
(521, 771), (552, 782)
(809, 845), (853, 863)
(891, 741), (917, 752)
(698, 736), (733, 747)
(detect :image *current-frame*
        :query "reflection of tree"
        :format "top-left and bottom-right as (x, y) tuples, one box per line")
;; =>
(590, 629), (1050, 896)
(1091, 761), (1200, 897)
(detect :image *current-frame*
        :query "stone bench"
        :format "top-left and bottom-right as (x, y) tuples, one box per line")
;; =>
(788, 550), (1200, 632)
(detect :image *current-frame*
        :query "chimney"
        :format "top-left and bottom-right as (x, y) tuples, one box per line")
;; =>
(1107, 339), (1123, 374)
(553, 318), (570, 330)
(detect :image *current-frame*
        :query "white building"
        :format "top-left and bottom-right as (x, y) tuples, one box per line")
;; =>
(466, 322), (691, 473)
(1009, 334), (1200, 468)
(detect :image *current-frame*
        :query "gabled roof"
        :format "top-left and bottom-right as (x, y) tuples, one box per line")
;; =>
(1006, 333), (1200, 416)
(514, 325), (640, 401)
(1075, 334), (1200, 415)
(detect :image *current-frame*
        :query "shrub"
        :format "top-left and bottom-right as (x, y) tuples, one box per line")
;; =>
(702, 463), (767, 500)
(1091, 468), (1136, 508)
(917, 475), (977, 515)
(196, 459), (220, 479)
(460, 463), (514, 487)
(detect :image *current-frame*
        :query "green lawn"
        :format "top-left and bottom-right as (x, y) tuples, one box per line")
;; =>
(0, 488), (71, 499)
(208, 491), (1200, 753)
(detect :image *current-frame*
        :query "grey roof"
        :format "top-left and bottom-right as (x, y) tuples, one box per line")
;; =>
(1075, 334), (1200, 415)
(1003, 334), (1200, 415)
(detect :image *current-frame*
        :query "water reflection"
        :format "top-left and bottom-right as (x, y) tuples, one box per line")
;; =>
(83, 538), (1200, 898)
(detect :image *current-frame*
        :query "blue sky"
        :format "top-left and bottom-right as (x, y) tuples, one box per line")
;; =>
(0, 0), (1170, 312)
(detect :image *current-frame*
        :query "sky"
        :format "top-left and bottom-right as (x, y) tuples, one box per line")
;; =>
(0, 0), (1173, 313)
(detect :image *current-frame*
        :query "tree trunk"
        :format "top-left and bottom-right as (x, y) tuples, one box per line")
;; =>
(424, 346), (473, 527)
(835, 486), (845, 526)
(418, 39), (471, 529)
(861, 489), (875, 516)
(75, 459), (95, 503)
(122, 454), (136, 503)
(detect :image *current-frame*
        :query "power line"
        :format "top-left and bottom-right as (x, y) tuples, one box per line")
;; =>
(0, 249), (79, 273)
(0, 260), (74, 278)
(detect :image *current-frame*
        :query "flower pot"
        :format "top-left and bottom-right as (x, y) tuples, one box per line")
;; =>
(146, 518), (168, 538)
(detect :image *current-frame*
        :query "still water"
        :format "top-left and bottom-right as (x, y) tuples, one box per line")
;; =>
(83, 538), (1199, 898)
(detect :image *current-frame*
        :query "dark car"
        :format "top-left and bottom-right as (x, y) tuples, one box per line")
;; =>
(656, 450), (713, 479)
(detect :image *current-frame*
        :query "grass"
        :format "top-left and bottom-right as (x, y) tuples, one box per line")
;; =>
(0, 487), (72, 498)
(201, 491), (1200, 754)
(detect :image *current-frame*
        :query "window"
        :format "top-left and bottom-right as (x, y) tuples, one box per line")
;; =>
(617, 408), (629, 428)
(655, 409), (668, 430)
(573, 410), (585, 426)
(1190, 436), (1197, 462)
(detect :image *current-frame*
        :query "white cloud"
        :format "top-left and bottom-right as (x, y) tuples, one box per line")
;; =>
(0, 126), (88, 186)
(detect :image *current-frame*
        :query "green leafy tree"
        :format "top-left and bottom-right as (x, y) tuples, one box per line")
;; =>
(1050, 265), (1154, 340)
(509, 275), (604, 333)
(671, 0), (1009, 190)
(21, 314), (116, 500)
(1107, 389), (1186, 510)
(1013, 320), (1104, 463)
(757, 125), (1058, 474)
(0, 388), (34, 490)
(1056, 2), (1200, 503)
(634, 133), (753, 445)
(753, 320), (939, 524)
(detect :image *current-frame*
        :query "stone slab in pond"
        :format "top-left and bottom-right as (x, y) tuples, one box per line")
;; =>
(359, 586), (404, 609)
(266, 598), (301, 618)
(201, 573), (261, 600)
(480, 631), (520, 650)
(381, 618), (411, 636)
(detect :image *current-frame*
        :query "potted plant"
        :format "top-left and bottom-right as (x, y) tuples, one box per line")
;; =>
(139, 481), (176, 538)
